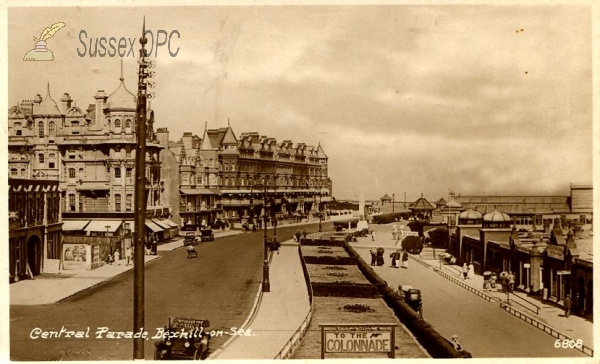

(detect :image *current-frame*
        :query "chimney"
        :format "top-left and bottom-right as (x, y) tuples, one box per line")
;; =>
(60, 93), (73, 114)
(33, 94), (42, 104)
(19, 100), (34, 116)
(182, 132), (193, 151)
(155, 127), (170, 147)
(94, 90), (107, 127)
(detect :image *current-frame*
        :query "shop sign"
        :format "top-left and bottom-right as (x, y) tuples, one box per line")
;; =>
(523, 263), (531, 268)
(545, 245), (564, 260)
(557, 270), (571, 275)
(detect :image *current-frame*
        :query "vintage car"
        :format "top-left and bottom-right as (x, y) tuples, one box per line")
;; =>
(183, 232), (199, 246)
(397, 285), (423, 316)
(154, 317), (211, 360)
(200, 229), (215, 242)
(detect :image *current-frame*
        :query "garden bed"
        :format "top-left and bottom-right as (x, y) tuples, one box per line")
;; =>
(291, 297), (428, 359)
(306, 264), (370, 285)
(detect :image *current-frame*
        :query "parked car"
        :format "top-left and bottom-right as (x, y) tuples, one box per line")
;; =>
(183, 232), (199, 246)
(200, 229), (214, 242)
(154, 317), (211, 360)
(398, 285), (423, 316)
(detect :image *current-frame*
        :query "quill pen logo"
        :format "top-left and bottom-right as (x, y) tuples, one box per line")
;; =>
(23, 22), (66, 61)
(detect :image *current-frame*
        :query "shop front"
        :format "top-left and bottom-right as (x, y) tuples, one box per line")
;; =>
(461, 236), (482, 274)
(485, 240), (511, 274)
(543, 244), (570, 304)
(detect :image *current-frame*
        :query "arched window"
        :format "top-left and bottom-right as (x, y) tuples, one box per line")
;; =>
(48, 121), (55, 135)
(115, 167), (121, 179)
(68, 194), (76, 211)
(10, 168), (17, 176)
(38, 121), (44, 137)
(114, 119), (121, 133)
(21, 168), (26, 176)
(68, 168), (76, 178)
(126, 194), (132, 211)
(125, 119), (132, 133)
(79, 168), (84, 179)
(38, 153), (45, 164)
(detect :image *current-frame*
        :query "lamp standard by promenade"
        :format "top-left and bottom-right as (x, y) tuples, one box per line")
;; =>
(318, 191), (323, 233)
(250, 183), (270, 293)
(392, 193), (395, 214)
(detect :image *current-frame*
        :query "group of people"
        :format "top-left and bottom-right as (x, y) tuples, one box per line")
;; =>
(390, 249), (410, 269)
(107, 245), (133, 266)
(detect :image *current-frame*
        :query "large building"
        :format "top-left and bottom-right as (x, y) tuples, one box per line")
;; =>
(158, 124), (333, 229)
(7, 71), (178, 258)
(8, 178), (61, 282)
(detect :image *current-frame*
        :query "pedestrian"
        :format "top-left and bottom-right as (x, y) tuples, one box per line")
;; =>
(468, 262), (474, 279)
(125, 246), (132, 266)
(451, 335), (472, 358)
(391, 250), (401, 268)
(508, 272), (515, 292)
(370, 248), (377, 266)
(113, 250), (121, 265)
(371, 230), (375, 241)
(402, 249), (409, 269)
(376, 247), (385, 266)
(462, 263), (468, 280)
(564, 295), (572, 318)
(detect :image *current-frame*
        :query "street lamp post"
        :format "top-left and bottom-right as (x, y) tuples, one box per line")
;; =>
(318, 192), (323, 233)
(392, 193), (395, 214)
(251, 183), (270, 293)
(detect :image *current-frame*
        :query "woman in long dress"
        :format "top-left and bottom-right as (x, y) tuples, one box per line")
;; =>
(468, 262), (475, 279)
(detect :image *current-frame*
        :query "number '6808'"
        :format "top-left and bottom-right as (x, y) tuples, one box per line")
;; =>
(554, 339), (583, 349)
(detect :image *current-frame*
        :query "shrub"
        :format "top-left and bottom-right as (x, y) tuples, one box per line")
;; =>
(342, 304), (374, 313)
(401, 235), (424, 254)
(326, 272), (349, 277)
(324, 265), (347, 270)
(427, 228), (449, 249)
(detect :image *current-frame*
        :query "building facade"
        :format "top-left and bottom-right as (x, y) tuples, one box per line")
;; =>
(7, 73), (177, 253)
(163, 124), (333, 228)
(8, 178), (61, 282)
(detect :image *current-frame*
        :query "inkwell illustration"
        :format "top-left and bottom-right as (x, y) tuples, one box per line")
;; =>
(23, 22), (66, 61)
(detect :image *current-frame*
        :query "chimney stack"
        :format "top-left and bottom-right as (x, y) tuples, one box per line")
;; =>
(60, 93), (73, 114)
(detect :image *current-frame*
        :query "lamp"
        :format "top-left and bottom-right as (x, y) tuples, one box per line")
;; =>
(251, 182), (270, 293)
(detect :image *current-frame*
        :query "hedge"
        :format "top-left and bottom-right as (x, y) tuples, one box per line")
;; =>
(303, 256), (357, 265)
(372, 213), (411, 224)
(300, 237), (345, 247)
(344, 242), (468, 358)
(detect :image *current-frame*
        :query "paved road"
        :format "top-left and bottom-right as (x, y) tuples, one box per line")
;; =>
(354, 247), (586, 358)
(10, 222), (327, 361)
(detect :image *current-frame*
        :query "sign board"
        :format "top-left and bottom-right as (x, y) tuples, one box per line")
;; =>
(545, 245), (564, 260)
(320, 324), (395, 359)
(171, 317), (209, 330)
(523, 263), (531, 268)
(556, 270), (571, 275)
(91, 245), (100, 269)
(62, 244), (89, 270)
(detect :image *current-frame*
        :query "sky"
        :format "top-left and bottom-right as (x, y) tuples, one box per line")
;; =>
(4, 2), (595, 202)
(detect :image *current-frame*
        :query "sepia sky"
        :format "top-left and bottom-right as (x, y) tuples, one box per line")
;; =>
(5, 3), (594, 201)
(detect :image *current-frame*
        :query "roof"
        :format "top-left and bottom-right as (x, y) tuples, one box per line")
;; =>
(455, 195), (569, 214)
(106, 77), (136, 111)
(180, 188), (221, 195)
(409, 195), (434, 210)
(435, 197), (447, 206)
(445, 199), (462, 208)
(84, 220), (123, 233)
(483, 209), (512, 222)
(62, 220), (91, 231)
(474, 204), (535, 215)
(459, 209), (483, 220)
(34, 84), (62, 116)
(381, 193), (392, 200)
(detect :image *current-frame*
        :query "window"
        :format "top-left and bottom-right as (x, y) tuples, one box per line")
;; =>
(197, 175), (203, 185)
(68, 168), (75, 178)
(126, 168), (132, 183)
(241, 177), (245, 186)
(115, 194), (121, 212)
(69, 194), (75, 211)
(125, 119), (132, 133)
(126, 194), (132, 211)
(49, 153), (56, 169)
(48, 121), (55, 135)
(114, 119), (121, 132)
(126, 147), (131, 158)
(224, 177), (229, 186)
(71, 121), (80, 134)
(38, 153), (45, 164)
(115, 168), (121, 179)
(225, 165), (229, 172)
(14, 122), (22, 136)
(231, 164), (235, 171)
(21, 168), (26, 176)
(11, 168), (17, 176)
(79, 168), (84, 179)
(38, 121), (44, 137)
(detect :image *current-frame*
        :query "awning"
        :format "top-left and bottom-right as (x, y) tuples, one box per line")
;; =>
(84, 220), (123, 233)
(145, 220), (164, 233)
(152, 218), (171, 230)
(160, 219), (179, 228)
(62, 220), (91, 231)
(180, 188), (221, 195)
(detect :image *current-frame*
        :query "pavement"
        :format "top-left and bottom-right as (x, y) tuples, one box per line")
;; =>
(350, 222), (594, 355)
(9, 229), (241, 306)
(210, 241), (311, 360)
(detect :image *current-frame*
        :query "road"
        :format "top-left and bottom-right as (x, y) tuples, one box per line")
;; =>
(354, 247), (586, 358)
(10, 222), (326, 361)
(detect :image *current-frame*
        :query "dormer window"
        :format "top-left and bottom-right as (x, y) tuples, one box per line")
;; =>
(71, 121), (80, 134)
(14, 122), (22, 136)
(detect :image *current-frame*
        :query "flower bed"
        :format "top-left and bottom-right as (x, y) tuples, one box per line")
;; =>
(291, 297), (429, 359)
(306, 264), (370, 285)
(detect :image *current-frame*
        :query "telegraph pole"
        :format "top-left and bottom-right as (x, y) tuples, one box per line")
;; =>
(133, 17), (153, 360)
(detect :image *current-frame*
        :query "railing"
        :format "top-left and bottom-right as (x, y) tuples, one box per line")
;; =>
(506, 292), (541, 315)
(274, 246), (314, 359)
(500, 303), (593, 357)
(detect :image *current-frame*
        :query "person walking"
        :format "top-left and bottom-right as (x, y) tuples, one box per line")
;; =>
(113, 249), (121, 266)
(564, 295), (572, 318)
(462, 263), (469, 280)
(468, 262), (475, 279)
(402, 249), (409, 269)
(391, 250), (401, 268)
(371, 230), (375, 241)
(125, 246), (132, 266)
(370, 248), (377, 266)
(508, 272), (515, 292)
